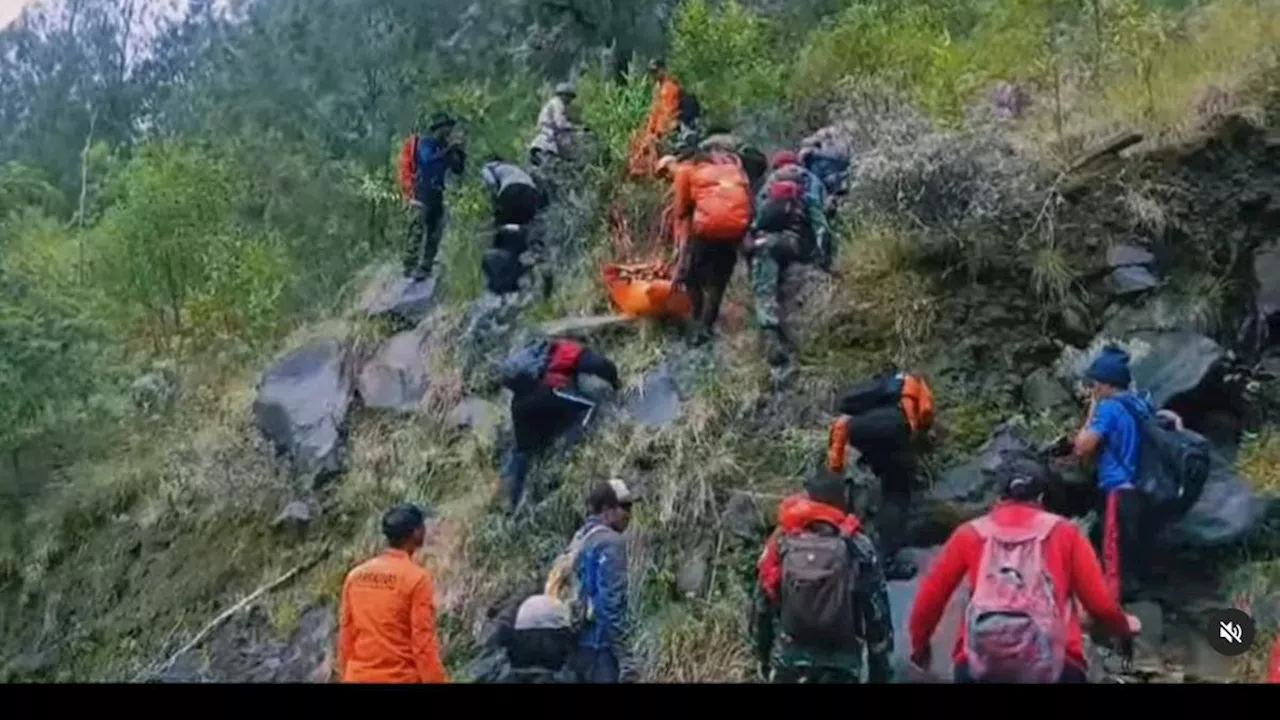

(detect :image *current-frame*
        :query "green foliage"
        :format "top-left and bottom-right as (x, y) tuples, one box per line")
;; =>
(671, 0), (786, 123)
(0, 162), (63, 220)
(93, 142), (292, 353)
(0, 212), (115, 453)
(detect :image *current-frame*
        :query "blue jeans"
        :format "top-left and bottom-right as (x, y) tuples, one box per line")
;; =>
(571, 647), (619, 683)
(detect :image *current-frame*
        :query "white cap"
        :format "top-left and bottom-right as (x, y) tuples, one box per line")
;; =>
(513, 594), (572, 630)
(607, 478), (639, 505)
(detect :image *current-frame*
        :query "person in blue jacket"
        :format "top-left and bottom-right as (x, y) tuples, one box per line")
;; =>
(1072, 345), (1156, 602)
(571, 479), (640, 683)
(405, 112), (466, 280)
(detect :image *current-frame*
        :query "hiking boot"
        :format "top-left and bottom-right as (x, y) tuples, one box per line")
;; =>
(689, 326), (712, 347)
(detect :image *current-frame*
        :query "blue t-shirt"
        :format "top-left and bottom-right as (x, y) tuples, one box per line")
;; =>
(1088, 392), (1153, 491)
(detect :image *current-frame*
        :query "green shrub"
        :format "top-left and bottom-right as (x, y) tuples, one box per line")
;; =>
(93, 142), (292, 354)
(671, 0), (786, 123)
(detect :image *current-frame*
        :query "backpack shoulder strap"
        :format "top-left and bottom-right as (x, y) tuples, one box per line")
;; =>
(1026, 511), (1062, 541)
(969, 512), (1059, 543)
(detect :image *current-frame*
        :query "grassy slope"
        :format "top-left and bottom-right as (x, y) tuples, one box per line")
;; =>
(3, 0), (1280, 683)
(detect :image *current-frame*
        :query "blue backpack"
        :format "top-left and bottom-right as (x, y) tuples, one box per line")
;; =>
(500, 339), (553, 394)
(1114, 396), (1210, 518)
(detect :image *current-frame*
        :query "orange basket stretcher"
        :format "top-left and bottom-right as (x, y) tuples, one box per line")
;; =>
(602, 201), (692, 320)
(602, 263), (692, 319)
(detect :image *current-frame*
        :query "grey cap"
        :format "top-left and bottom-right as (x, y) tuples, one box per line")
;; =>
(554, 82), (577, 97)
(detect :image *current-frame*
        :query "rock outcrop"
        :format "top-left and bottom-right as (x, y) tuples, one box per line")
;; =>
(356, 324), (431, 413)
(253, 338), (354, 488)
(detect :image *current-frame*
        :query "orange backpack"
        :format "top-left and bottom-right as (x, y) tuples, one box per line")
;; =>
(690, 154), (752, 241)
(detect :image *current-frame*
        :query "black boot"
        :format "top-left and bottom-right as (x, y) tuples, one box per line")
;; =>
(762, 327), (789, 367)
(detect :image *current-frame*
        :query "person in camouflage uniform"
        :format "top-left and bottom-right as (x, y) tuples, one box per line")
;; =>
(753, 470), (894, 684)
(747, 150), (834, 366)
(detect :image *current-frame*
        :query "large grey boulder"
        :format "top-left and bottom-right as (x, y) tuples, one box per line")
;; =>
(1161, 451), (1265, 548)
(253, 338), (354, 487)
(356, 324), (431, 413)
(360, 269), (438, 329)
(1056, 331), (1224, 409)
(1127, 332), (1224, 408)
(625, 365), (682, 428)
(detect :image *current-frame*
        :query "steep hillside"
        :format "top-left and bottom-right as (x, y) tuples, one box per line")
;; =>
(1, 0), (1279, 683)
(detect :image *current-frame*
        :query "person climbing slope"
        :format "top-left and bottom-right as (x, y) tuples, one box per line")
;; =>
(828, 370), (936, 581)
(799, 125), (853, 220)
(398, 112), (466, 280)
(530, 82), (585, 167)
(1072, 345), (1157, 603)
(747, 150), (834, 366)
(907, 456), (1141, 683)
(496, 594), (577, 683)
(498, 337), (621, 512)
(481, 155), (546, 228)
(671, 134), (753, 345)
(337, 503), (450, 683)
(627, 59), (683, 177)
(568, 479), (641, 683)
(480, 157), (549, 298)
(754, 469), (894, 683)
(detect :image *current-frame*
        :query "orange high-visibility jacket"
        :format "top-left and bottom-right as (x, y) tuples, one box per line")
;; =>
(648, 77), (682, 139)
(337, 548), (450, 683)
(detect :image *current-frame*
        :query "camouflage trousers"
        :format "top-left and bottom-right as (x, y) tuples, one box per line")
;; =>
(770, 664), (862, 684)
(750, 242), (798, 332)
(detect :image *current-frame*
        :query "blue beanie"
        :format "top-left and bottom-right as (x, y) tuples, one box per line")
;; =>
(1086, 345), (1131, 389)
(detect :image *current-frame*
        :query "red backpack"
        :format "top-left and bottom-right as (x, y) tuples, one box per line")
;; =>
(962, 512), (1069, 683)
(543, 339), (584, 390)
(398, 135), (419, 200)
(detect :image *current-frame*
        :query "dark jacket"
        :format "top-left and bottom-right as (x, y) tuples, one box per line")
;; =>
(536, 341), (619, 395)
(574, 517), (633, 678)
(502, 625), (576, 672)
(754, 495), (894, 682)
(415, 136), (465, 199)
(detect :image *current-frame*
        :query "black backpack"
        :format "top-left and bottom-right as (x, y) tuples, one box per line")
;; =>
(1113, 397), (1210, 518)
(778, 526), (860, 649)
(679, 92), (702, 125)
(838, 373), (905, 417)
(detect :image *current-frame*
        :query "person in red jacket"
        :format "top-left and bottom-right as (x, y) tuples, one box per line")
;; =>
(1268, 635), (1280, 683)
(908, 454), (1141, 683)
(338, 504), (449, 683)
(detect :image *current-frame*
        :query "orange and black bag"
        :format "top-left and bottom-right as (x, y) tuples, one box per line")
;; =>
(829, 373), (935, 472)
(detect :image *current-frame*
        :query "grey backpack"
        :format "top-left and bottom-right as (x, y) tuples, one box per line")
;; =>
(778, 528), (860, 648)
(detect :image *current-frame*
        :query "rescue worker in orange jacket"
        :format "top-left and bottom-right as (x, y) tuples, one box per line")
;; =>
(337, 504), (450, 683)
(628, 59), (683, 178)
(671, 135), (753, 345)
